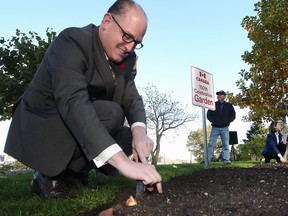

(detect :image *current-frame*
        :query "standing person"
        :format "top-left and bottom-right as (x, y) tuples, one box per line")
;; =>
(262, 121), (286, 163)
(4, 0), (162, 199)
(207, 90), (236, 164)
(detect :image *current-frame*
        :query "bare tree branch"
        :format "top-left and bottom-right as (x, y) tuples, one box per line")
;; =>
(141, 83), (198, 165)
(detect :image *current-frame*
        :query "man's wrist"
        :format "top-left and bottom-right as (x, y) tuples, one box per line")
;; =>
(131, 122), (146, 130)
(93, 144), (122, 167)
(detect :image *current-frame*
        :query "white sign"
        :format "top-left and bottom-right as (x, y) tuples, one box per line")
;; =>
(190, 66), (215, 110)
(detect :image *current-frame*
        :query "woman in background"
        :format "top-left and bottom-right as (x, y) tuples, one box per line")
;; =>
(262, 121), (287, 163)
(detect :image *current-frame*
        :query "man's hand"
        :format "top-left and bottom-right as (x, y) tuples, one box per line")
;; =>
(108, 151), (163, 193)
(278, 153), (286, 163)
(131, 126), (154, 164)
(279, 155), (286, 163)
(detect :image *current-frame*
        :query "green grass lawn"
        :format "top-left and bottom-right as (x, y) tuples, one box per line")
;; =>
(0, 161), (260, 216)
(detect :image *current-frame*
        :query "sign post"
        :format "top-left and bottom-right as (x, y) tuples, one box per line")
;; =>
(190, 66), (215, 169)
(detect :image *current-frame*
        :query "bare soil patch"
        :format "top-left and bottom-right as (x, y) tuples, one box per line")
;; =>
(83, 163), (288, 216)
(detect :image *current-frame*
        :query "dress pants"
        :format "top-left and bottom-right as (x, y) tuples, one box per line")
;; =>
(67, 100), (132, 174)
(263, 143), (286, 163)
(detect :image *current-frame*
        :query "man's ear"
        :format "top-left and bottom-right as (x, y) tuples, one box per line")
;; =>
(101, 13), (112, 29)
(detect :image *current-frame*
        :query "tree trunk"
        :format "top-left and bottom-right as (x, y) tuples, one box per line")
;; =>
(152, 134), (161, 165)
(282, 115), (287, 143)
(282, 115), (287, 160)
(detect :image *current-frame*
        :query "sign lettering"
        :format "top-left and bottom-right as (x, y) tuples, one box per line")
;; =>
(191, 66), (215, 110)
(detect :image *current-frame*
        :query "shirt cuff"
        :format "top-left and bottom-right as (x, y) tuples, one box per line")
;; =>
(131, 122), (146, 130)
(93, 144), (122, 168)
(277, 153), (282, 158)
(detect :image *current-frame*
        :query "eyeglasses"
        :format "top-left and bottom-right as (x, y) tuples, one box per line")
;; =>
(111, 14), (144, 50)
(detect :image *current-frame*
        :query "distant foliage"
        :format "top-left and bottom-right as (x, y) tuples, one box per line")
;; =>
(0, 160), (28, 171)
(0, 28), (57, 120)
(243, 122), (267, 142)
(186, 125), (222, 162)
(237, 122), (268, 161)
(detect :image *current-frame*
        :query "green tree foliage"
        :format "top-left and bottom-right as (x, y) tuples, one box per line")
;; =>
(243, 122), (267, 142)
(0, 29), (57, 120)
(237, 133), (267, 161)
(186, 125), (222, 162)
(229, 0), (288, 123)
(142, 83), (198, 165)
(237, 122), (268, 161)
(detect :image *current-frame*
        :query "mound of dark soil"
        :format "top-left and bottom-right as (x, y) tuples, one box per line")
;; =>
(84, 163), (288, 216)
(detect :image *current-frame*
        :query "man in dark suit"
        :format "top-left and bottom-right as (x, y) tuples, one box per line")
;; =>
(4, 0), (162, 199)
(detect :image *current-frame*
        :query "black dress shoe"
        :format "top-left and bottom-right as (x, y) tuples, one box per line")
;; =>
(64, 169), (92, 189)
(31, 171), (76, 199)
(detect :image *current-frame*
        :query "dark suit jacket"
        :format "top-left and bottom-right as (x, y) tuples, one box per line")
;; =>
(262, 132), (283, 156)
(207, 101), (235, 128)
(4, 24), (146, 176)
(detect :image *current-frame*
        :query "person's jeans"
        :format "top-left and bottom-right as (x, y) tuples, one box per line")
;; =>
(207, 126), (230, 163)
